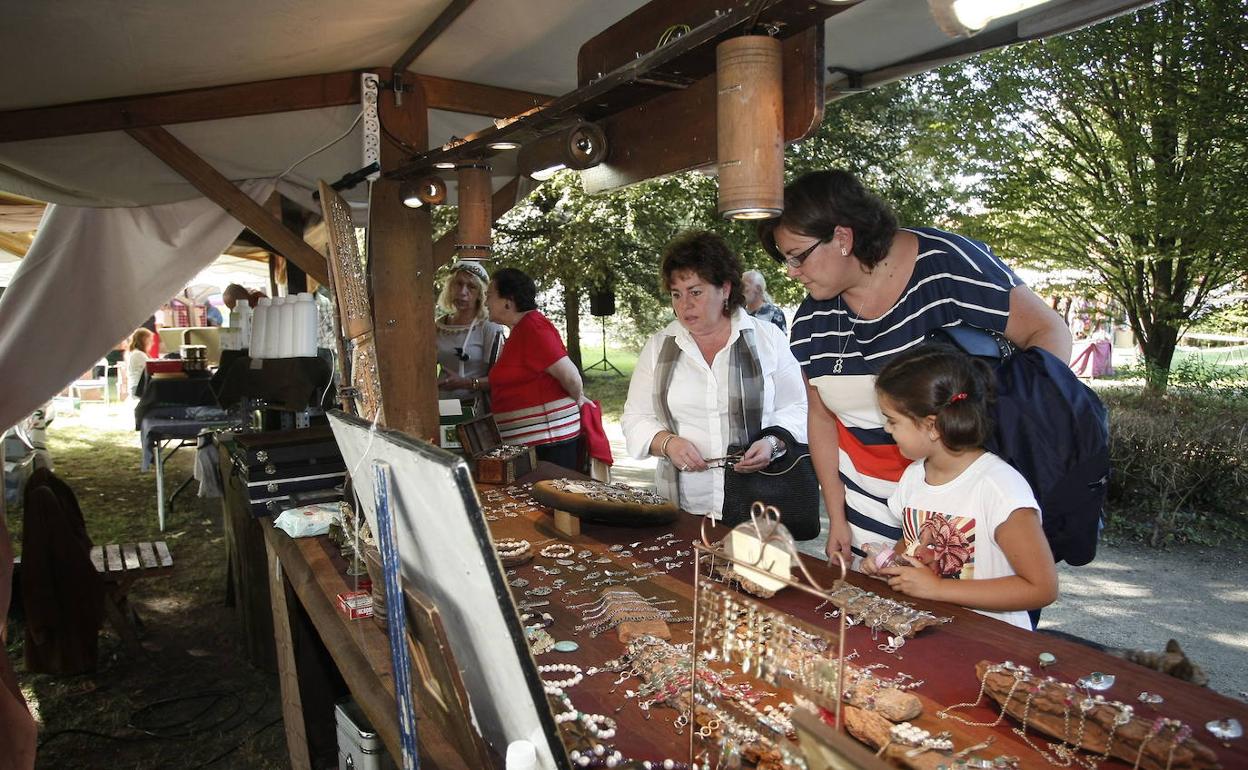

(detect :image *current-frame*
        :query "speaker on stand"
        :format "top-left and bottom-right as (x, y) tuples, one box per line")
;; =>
(584, 288), (622, 376)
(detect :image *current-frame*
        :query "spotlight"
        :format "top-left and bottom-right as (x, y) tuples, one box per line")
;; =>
(518, 122), (608, 181)
(399, 176), (447, 209)
(929, 0), (1050, 37)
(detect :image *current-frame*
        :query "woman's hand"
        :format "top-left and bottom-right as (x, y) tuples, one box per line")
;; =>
(730, 438), (776, 473)
(824, 514), (853, 568)
(665, 435), (708, 473)
(881, 555), (942, 600)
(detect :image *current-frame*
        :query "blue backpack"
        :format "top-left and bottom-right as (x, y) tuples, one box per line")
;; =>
(929, 328), (1110, 566)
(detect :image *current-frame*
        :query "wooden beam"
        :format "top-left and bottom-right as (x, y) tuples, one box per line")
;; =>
(0, 72), (554, 143)
(581, 27), (824, 194)
(369, 72), (438, 440)
(0, 231), (33, 258)
(416, 74), (551, 120)
(392, 0), (477, 74)
(432, 176), (521, 268)
(125, 126), (330, 286)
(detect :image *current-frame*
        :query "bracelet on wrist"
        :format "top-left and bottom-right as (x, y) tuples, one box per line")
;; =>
(658, 433), (676, 458)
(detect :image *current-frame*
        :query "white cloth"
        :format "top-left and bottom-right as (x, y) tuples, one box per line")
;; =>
(621, 309), (807, 516)
(125, 349), (150, 398)
(0, 180), (273, 431)
(886, 452), (1041, 630)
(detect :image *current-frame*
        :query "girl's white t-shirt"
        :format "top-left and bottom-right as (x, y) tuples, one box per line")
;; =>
(887, 452), (1040, 630)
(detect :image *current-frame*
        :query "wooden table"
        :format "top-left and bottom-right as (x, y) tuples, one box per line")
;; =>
(261, 464), (1248, 769)
(482, 478), (1248, 770)
(262, 523), (478, 770)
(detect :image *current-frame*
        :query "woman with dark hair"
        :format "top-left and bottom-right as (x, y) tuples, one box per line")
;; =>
(757, 169), (1071, 564)
(485, 267), (587, 471)
(621, 231), (807, 519)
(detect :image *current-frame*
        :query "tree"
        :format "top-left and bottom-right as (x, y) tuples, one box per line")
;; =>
(480, 75), (970, 360)
(932, 0), (1248, 391)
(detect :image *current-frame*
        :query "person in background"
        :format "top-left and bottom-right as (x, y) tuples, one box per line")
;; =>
(758, 168), (1071, 565)
(860, 344), (1058, 630)
(485, 268), (586, 471)
(742, 269), (787, 333)
(436, 262), (505, 405)
(622, 231), (807, 517)
(125, 328), (154, 399)
(222, 283), (266, 310)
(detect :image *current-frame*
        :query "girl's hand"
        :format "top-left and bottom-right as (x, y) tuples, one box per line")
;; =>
(859, 552), (879, 576)
(881, 555), (942, 600)
(824, 515), (853, 568)
(731, 438), (773, 473)
(666, 436), (708, 473)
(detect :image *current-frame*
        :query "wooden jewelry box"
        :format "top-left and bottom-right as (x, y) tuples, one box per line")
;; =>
(455, 414), (536, 485)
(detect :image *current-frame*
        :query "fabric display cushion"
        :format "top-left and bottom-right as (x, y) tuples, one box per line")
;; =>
(531, 479), (679, 527)
(493, 537), (533, 567)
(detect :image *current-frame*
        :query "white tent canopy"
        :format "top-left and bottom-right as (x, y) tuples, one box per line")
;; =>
(0, 0), (1152, 430)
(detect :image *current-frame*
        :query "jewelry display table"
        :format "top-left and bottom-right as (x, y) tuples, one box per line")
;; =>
(261, 460), (1248, 770)
(481, 475), (1248, 770)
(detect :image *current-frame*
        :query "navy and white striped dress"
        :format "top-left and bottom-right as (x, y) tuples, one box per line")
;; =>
(790, 227), (1021, 553)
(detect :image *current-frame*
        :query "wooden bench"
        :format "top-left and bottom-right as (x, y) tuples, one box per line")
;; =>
(89, 541), (173, 646)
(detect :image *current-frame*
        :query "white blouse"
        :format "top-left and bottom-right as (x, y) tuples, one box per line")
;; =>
(621, 309), (808, 516)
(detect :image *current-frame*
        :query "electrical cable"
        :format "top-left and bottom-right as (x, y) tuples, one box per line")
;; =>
(275, 108), (366, 183)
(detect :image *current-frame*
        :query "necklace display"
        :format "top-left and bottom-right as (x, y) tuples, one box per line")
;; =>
(549, 477), (671, 506)
(940, 660), (1219, 770)
(696, 584), (924, 723)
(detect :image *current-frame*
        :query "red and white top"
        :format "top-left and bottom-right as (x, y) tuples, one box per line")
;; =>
(488, 311), (580, 446)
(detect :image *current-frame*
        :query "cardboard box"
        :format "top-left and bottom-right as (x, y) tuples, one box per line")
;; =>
(336, 590), (373, 620)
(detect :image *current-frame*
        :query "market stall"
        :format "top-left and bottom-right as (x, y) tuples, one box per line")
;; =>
(286, 414), (1247, 770)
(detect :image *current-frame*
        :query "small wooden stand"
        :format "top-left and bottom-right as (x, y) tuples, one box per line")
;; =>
(552, 508), (580, 538)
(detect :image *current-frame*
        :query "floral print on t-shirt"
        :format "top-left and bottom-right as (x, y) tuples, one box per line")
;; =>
(900, 508), (977, 580)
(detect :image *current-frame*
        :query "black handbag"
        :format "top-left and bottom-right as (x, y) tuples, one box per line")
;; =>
(721, 426), (821, 541)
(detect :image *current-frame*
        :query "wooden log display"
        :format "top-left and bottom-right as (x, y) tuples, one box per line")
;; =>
(973, 661), (1221, 770)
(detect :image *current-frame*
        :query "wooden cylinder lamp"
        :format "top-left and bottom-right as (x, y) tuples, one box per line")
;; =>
(716, 35), (784, 221)
(456, 163), (492, 260)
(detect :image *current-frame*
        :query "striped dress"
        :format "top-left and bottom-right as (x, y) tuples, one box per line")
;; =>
(789, 227), (1021, 553)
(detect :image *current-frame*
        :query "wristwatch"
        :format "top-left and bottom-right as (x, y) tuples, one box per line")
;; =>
(764, 435), (782, 459)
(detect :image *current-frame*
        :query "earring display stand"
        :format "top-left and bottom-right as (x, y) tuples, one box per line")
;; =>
(583, 316), (623, 376)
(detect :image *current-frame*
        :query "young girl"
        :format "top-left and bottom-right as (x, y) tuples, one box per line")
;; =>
(859, 345), (1057, 630)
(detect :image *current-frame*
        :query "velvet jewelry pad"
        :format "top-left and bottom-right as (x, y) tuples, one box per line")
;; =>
(531, 479), (679, 527)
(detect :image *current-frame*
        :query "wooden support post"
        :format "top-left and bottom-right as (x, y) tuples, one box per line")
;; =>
(552, 509), (582, 539)
(369, 70), (437, 440)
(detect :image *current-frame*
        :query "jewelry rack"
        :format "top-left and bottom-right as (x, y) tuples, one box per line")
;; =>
(691, 502), (850, 765)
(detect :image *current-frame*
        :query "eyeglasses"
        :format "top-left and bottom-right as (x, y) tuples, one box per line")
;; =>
(772, 237), (825, 270)
(704, 453), (744, 469)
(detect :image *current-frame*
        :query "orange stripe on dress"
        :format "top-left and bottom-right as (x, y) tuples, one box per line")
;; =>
(835, 416), (908, 482)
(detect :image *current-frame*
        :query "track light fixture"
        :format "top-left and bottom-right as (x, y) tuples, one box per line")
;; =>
(928, 0), (1051, 37)
(518, 122), (609, 181)
(399, 176), (447, 209)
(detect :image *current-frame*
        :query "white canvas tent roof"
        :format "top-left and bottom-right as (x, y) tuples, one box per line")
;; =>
(0, 0), (1152, 431)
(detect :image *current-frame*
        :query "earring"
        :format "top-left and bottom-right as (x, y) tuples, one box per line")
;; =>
(723, 299), (729, 312)
(841, 247), (848, 257)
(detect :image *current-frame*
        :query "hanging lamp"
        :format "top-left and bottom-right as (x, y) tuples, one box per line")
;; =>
(716, 34), (784, 221)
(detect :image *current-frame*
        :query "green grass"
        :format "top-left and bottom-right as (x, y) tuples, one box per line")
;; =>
(579, 345), (637, 421)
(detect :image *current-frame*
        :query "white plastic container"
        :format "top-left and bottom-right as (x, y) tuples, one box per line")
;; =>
(268, 296), (290, 358)
(235, 301), (253, 351)
(251, 297), (271, 358)
(295, 292), (318, 357)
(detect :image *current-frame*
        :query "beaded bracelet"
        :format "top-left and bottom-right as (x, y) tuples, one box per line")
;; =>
(538, 663), (582, 694)
(540, 543), (576, 559)
(494, 538), (531, 558)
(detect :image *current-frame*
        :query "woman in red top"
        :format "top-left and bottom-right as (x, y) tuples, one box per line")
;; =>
(485, 268), (587, 471)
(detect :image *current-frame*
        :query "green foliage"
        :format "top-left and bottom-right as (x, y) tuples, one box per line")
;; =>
(932, 0), (1248, 391)
(1101, 384), (1248, 546)
(487, 81), (966, 346)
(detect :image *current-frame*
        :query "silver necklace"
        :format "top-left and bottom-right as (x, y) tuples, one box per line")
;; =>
(834, 272), (878, 374)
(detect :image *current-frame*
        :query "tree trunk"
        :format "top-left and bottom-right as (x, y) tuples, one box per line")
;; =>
(564, 283), (583, 372)
(1138, 322), (1179, 393)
